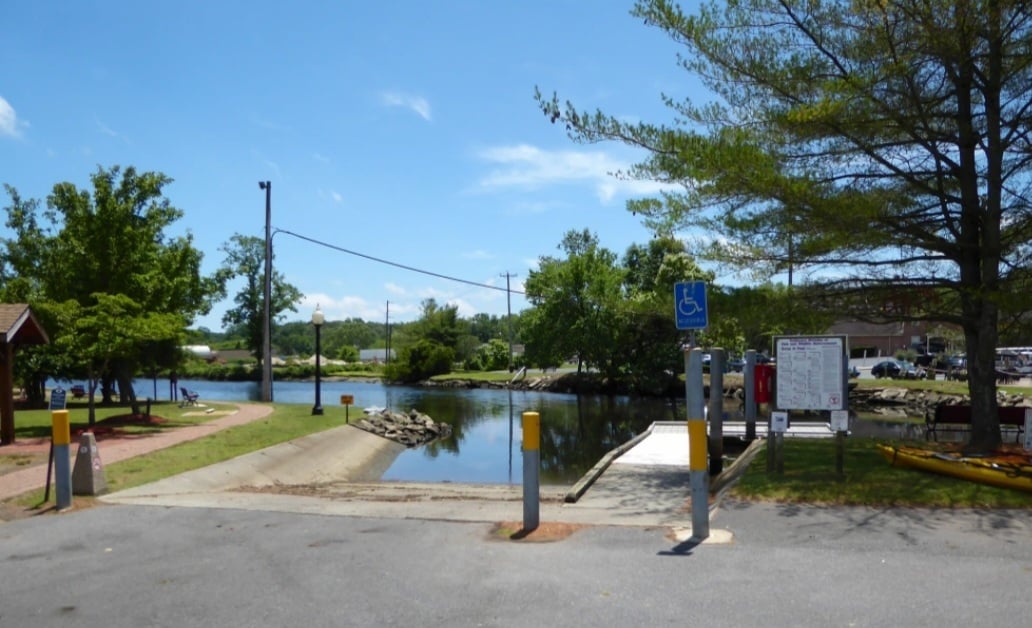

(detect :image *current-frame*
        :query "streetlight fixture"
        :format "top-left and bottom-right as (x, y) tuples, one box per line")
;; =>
(259, 180), (273, 402)
(311, 305), (325, 416)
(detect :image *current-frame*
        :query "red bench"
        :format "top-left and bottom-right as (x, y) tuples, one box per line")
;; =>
(926, 404), (1029, 442)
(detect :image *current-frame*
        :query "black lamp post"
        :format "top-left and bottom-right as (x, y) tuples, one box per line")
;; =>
(311, 306), (324, 416)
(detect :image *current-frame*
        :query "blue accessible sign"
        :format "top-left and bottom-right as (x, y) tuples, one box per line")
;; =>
(674, 281), (708, 330)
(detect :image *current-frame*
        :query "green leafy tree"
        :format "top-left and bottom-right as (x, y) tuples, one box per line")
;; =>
(384, 339), (455, 383)
(1, 166), (222, 410)
(620, 237), (713, 392)
(523, 229), (625, 377)
(57, 294), (183, 424)
(328, 318), (380, 351)
(538, 0), (1032, 451)
(409, 298), (464, 350)
(219, 233), (302, 363)
(337, 344), (360, 362)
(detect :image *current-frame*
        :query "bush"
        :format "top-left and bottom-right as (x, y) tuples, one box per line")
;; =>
(384, 340), (455, 383)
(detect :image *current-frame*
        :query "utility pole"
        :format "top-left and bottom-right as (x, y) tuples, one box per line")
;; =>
(501, 272), (517, 371)
(259, 181), (273, 402)
(385, 300), (391, 365)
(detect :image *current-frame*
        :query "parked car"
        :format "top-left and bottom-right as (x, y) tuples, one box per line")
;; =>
(871, 360), (901, 378)
(871, 360), (922, 379)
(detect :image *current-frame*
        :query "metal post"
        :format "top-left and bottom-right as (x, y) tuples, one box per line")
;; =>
(686, 348), (709, 541)
(708, 348), (725, 475)
(502, 272), (516, 372)
(259, 181), (274, 402)
(52, 409), (72, 509)
(744, 350), (757, 440)
(522, 411), (540, 532)
(385, 301), (391, 366)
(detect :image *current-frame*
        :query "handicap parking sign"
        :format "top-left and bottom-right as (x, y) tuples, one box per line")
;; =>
(674, 281), (708, 330)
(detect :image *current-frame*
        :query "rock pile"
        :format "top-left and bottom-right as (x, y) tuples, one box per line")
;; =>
(355, 407), (452, 447)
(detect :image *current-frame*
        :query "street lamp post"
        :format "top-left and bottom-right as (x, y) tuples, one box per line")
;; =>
(311, 306), (324, 416)
(259, 180), (273, 402)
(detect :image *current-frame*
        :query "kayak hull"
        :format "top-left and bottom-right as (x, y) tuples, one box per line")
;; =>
(878, 444), (1032, 493)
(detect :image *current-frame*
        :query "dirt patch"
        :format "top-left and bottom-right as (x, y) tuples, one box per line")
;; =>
(0, 496), (104, 523)
(490, 520), (588, 542)
(76, 413), (168, 440)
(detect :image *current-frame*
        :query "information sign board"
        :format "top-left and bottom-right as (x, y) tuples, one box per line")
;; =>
(775, 335), (848, 411)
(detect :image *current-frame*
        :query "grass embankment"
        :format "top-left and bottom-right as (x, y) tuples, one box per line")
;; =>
(2, 400), (348, 509)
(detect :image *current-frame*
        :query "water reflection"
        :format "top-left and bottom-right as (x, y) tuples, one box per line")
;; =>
(119, 378), (676, 485)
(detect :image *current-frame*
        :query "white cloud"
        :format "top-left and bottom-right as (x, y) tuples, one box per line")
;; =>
(463, 249), (493, 260)
(331, 190), (343, 203)
(385, 282), (407, 295)
(381, 91), (431, 121)
(96, 118), (130, 144)
(0, 96), (23, 138)
(300, 293), (384, 322)
(476, 143), (676, 202)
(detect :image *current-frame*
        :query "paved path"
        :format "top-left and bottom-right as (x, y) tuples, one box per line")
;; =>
(0, 403), (273, 501)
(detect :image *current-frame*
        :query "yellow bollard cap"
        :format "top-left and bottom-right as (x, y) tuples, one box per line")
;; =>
(52, 409), (71, 446)
(522, 411), (540, 451)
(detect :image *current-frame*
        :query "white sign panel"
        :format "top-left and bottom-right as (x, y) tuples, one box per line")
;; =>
(771, 411), (789, 433)
(775, 336), (847, 411)
(830, 410), (849, 432)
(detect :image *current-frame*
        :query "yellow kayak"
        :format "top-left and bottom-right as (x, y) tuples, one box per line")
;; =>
(878, 444), (1032, 493)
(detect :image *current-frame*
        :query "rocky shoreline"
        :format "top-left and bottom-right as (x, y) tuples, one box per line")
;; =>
(355, 407), (453, 447)
(420, 371), (1031, 419)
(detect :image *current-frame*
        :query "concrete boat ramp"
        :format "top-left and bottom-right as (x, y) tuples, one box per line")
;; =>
(102, 420), (833, 536)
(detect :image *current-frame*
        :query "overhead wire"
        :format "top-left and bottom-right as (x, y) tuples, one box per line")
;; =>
(274, 228), (526, 296)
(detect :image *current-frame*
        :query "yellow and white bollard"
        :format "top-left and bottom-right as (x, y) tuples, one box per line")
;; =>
(51, 409), (72, 510)
(522, 411), (540, 532)
(685, 348), (709, 540)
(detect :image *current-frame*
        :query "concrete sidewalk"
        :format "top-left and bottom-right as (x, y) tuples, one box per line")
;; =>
(0, 403), (273, 502)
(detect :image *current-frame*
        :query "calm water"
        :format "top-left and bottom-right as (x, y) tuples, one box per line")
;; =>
(126, 377), (683, 486)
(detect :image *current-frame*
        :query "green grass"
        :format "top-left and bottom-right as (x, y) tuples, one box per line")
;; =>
(6, 403), (349, 508)
(430, 370), (517, 383)
(731, 437), (1032, 508)
(9, 400), (232, 439)
(100, 404), (343, 492)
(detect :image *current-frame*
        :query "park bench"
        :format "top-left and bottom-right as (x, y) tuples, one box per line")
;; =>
(179, 387), (200, 407)
(926, 404), (1029, 442)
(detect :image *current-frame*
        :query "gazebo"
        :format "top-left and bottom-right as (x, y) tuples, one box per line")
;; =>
(0, 304), (49, 445)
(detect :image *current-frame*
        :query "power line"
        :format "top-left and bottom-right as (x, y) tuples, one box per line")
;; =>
(275, 228), (526, 295)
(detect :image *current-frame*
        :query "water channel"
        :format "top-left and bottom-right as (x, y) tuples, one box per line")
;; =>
(131, 377), (690, 485)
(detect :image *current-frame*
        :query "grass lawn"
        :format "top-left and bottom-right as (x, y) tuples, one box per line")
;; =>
(731, 436), (1032, 508)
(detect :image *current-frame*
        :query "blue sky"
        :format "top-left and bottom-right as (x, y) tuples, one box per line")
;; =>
(0, 0), (711, 331)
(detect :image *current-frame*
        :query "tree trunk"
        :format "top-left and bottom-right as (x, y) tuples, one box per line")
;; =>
(116, 370), (140, 415)
(964, 302), (1002, 454)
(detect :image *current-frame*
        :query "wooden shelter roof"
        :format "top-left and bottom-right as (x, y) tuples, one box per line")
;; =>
(0, 304), (49, 346)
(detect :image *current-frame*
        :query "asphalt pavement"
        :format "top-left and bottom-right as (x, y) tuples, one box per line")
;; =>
(2, 499), (1029, 627)
(2, 417), (1031, 626)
